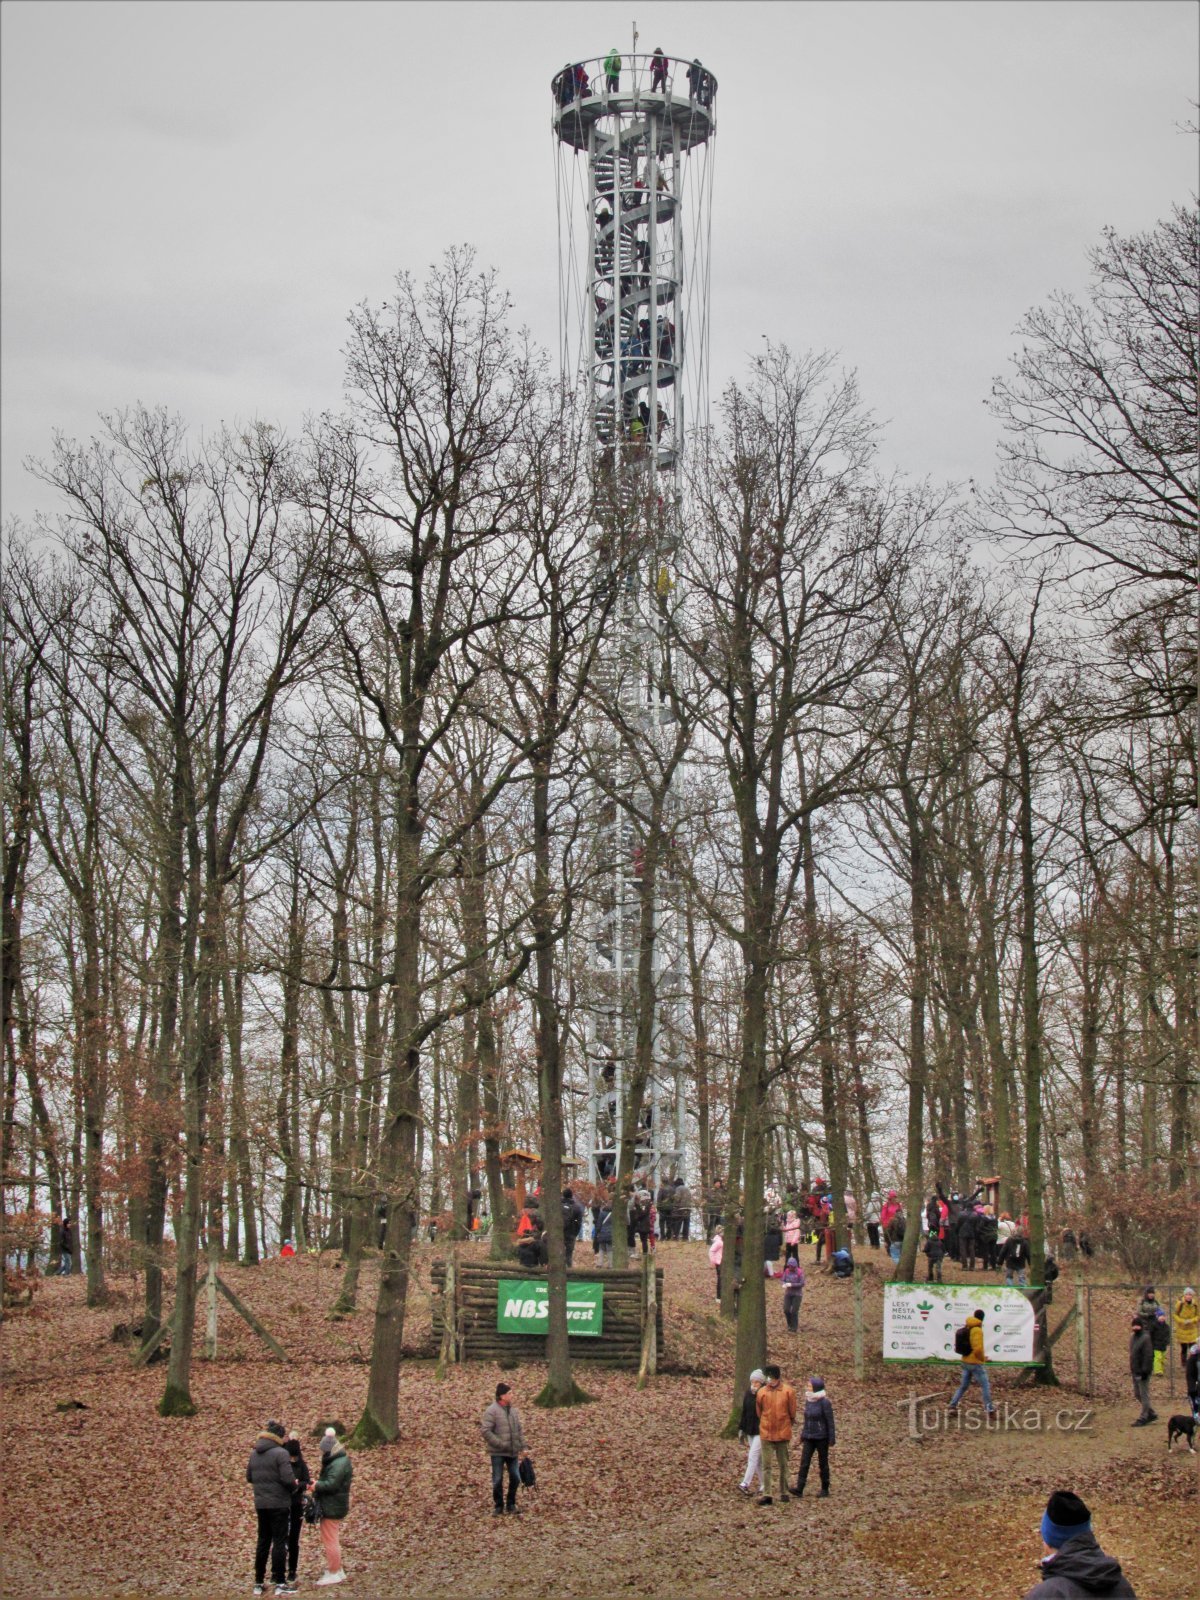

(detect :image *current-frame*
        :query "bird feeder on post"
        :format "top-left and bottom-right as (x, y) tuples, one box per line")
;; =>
(500, 1149), (541, 1213)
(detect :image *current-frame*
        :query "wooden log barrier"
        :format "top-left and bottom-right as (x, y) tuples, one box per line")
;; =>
(432, 1259), (663, 1368)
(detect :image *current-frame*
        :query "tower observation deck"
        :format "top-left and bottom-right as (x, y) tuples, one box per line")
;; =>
(551, 52), (716, 1195)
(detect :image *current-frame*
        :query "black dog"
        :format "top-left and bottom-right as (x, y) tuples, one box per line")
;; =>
(1166, 1413), (1196, 1453)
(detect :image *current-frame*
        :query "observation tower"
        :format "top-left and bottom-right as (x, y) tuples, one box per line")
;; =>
(551, 49), (717, 1192)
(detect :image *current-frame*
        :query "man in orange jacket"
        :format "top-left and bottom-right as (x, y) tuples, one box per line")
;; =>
(754, 1364), (797, 1504)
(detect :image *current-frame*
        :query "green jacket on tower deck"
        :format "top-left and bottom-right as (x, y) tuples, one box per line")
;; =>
(605, 50), (621, 77)
(315, 1443), (353, 1519)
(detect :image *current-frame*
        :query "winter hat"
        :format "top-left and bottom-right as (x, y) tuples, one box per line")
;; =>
(1041, 1491), (1091, 1549)
(320, 1427), (338, 1455)
(749, 1368), (766, 1384)
(1184, 1287), (1196, 1298)
(266, 1419), (286, 1438)
(495, 1382), (513, 1400)
(809, 1377), (825, 1392)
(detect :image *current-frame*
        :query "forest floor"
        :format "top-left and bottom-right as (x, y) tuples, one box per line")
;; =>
(3, 1242), (1197, 1600)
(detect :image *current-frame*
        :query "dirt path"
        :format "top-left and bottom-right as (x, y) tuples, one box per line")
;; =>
(3, 1246), (1195, 1598)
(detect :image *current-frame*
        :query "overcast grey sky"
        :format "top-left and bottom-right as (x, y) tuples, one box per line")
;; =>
(2, 1), (1195, 527)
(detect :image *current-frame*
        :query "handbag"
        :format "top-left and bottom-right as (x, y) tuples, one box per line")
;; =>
(302, 1492), (322, 1524)
(518, 1455), (536, 1489)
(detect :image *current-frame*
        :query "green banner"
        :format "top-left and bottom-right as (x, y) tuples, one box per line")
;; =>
(496, 1278), (604, 1337)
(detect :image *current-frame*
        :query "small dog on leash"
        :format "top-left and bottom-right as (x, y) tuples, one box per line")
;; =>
(1166, 1413), (1196, 1453)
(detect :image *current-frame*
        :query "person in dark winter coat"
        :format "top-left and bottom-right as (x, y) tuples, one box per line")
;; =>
(923, 1229), (944, 1283)
(1129, 1316), (1156, 1425)
(737, 1368), (765, 1495)
(516, 1196), (544, 1268)
(1022, 1490), (1137, 1598)
(314, 1428), (352, 1584)
(560, 1188), (584, 1267)
(247, 1420), (295, 1595)
(57, 1214), (74, 1275)
(884, 1208), (906, 1264)
(1000, 1231), (1032, 1286)
(481, 1382), (529, 1516)
(1185, 1341), (1199, 1418)
(958, 1206), (979, 1270)
(792, 1377), (835, 1497)
(285, 1434), (311, 1587)
(592, 1195), (614, 1268)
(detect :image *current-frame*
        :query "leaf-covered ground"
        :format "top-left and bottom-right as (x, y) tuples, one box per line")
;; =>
(3, 1244), (1196, 1598)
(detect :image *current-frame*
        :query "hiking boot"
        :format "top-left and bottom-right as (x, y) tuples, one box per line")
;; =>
(1147, 1411), (1159, 1421)
(492, 1504), (505, 1515)
(818, 1489), (830, 1497)
(1131, 1417), (1149, 1427)
(505, 1504), (522, 1515)
(756, 1495), (773, 1506)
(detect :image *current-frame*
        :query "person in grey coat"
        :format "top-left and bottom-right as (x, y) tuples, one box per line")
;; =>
(247, 1419), (296, 1594)
(480, 1382), (529, 1516)
(1022, 1491), (1137, 1597)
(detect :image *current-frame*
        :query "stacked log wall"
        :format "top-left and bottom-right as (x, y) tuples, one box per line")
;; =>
(432, 1260), (663, 1367)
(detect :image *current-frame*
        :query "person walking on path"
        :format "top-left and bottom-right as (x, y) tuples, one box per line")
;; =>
(481, 1382), (528, 1517)
(948, 1309), (997, 1415)
(284, 1433), (311, 1589)
(754, 1364), (797, 1505)
(1128, 1316), (1156, 1426)
(793, 1377), (835, 1498)
(1022, 1491), (1137, 1598)
(737, 1369), (765, 1496)
(313, 1428), (352, 1585)
(1172, 1288), (1198, 1370)
(708, 1226), (723, 1300)
(781, 1257), (805, 1333)
(247, 1419), (296, 1597)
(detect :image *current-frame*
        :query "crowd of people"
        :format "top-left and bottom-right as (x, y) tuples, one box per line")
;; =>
(1129, 1283), (1199, 1428)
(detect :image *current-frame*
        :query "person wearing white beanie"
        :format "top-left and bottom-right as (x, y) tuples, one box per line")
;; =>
(314, 1428), (352, 1586)
(737, 1370), (766, 1496)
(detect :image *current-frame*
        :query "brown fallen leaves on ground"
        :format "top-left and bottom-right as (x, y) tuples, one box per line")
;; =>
(2, 1244), (1195, 1599)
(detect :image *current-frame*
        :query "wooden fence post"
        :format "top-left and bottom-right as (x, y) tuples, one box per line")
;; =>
(853, 1266), (864, 1380)
(1074, 1276), (1085, 1392)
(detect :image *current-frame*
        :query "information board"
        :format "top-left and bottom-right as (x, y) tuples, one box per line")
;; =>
(497, 1278), (604, 1337)
(882, 1282), (1039, 1364)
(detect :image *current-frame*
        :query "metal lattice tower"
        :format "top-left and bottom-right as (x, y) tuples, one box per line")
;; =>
(551, 49), (716, 1188)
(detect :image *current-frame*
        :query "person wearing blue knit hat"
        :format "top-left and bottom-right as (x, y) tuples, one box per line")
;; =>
(1022, 1491), (1136, 1598)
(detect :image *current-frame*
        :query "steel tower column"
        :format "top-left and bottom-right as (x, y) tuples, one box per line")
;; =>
(552, 52), (716, 1194)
